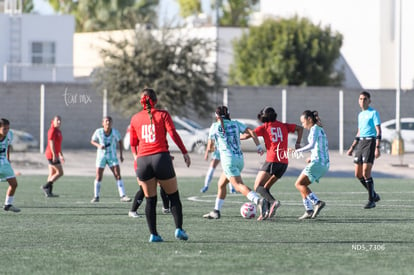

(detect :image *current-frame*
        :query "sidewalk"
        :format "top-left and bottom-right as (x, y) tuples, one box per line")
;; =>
(10, 150), (414, 179)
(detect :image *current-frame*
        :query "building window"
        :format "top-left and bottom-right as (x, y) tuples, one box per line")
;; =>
(31, 42), (55, 64)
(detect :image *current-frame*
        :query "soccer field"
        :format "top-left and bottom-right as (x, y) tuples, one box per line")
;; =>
(1, 176), (413, 275)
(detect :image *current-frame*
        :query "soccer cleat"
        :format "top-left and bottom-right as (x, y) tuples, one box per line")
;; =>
(41, 185), (51, 197)
(120, 196), (132, 202)
(374, 194), (381, 202)
(203, 210), (221, 219)
(175, 228), (189, 241)
(298, 210), (314, 220)
(3, 205), (21, 213)
(128, 211), (140, 218)
(229, 188), (237, 194)
(200, 186), (208, 193)
(364, 201), (376, 209)
(311, 201), (326, 219)
(162, 208), (171, 214)
(149, 234), (164, 243)
(268, 200), (281, 218)
(90, 197), (99, 203)
(257, 198), (269, 221)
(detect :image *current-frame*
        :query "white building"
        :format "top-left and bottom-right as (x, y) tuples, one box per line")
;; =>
(3, 0), (413, 90)
(0, 0), (74, 82)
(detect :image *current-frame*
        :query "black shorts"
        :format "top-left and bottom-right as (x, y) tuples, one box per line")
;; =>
(47, 159), (61, 165)
(260, 162), (288, 178)
(353, 139), (376, 164)
(136, 152), (176, 181)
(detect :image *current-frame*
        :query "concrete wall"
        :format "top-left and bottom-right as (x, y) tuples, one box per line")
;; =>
(224, 86), (414, 150)
(0, 82), (129, 150)
(1, 82), (413, 150)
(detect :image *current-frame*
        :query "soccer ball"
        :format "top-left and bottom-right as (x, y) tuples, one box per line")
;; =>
(240, 202), (256, 219)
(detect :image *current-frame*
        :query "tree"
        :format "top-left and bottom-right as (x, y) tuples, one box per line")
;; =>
(48, 0), (159, 32)
(229, 17), (344, 86)
(23, 0), (34, 13)
(177, 0), (202, 18)
(92, 28), (219, 117)
(212, 0), (259, 27)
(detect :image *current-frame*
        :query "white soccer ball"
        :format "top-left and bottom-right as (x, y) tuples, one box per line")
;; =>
(240, 202), (256, 219)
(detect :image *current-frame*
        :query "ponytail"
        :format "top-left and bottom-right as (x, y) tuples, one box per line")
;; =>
(215, 106), (230, 135)
(140, 88), (157, 133)
(302, 110), (319, 125)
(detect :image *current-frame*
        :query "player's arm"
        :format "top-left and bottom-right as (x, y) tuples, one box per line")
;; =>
(347, 129), (360, 156)
(7, 144), (11, 162)
(240, 132), (252, 140)
(118, 140), (124, 162)
(90, 139), (104, 149)
(375, 124), (381, 158)
(49, 139), (57, 161)
(294, 125), (304, 149)
(244, 128), (264, 155)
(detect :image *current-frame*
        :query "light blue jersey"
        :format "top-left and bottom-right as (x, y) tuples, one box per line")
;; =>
(296, 125), (329, 183)
(0, 131), (15, 180)
(91, 128), (121, 168)
(358, 107), (381, 137)
(297, 125), (330, 166)
(209, 119), (246, 159)
(0, 131), (13, 165)
(208, 119), (247, 177)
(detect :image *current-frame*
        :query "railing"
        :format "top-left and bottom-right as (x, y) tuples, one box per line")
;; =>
(2, 63), (95, 82)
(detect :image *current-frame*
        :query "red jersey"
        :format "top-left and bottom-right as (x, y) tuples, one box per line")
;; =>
(254, 121), (296, 164)
(45, 123), (63, 159)
(129, 109), (188, 157)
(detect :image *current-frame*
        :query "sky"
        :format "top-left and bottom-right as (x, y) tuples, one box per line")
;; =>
(32, 0), (54, 14)
(32, 0), (213, 25)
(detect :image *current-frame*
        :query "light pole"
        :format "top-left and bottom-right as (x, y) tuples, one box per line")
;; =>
(392, 0), (404, 157)
(215, 0), (220, 107)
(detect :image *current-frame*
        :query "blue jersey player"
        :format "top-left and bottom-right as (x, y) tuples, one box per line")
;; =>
(0, 118), (20, 212)
(347, 91), (381, 209)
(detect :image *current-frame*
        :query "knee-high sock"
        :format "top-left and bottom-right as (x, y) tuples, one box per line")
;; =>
(359, 177), (368, 190)
(256, 186), (275, 203)
(131, 187), (144, 212)
(94, 180), (101, 198)
(306, 192), (320, 205)
(4, 196), (14, 206)
(303, 198), (313, 211)
(204, 167), (216, 187)
(116, 179), (126, 197)
(365, 177), (376, 201)
(168, 191), (183, 230)
(360, 177), (377, 199)
(160, 187), (170, 209)
(145, 196), (158, 235)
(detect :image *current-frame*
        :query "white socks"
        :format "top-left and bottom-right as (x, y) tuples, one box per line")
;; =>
(247, 191), (260, 205)
(4, 195), (13, 206)
(94, 180), (101, 198)
(303, 193), (319, 211)
(214, 198), (225, 211)
(204, 167), (216, 187)
(117, 179), (126, 197)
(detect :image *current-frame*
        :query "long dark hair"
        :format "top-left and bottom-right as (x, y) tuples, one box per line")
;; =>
(140, 88), (157, 132)
(257, 106), (277, 123)
(215, 106), (230, 134)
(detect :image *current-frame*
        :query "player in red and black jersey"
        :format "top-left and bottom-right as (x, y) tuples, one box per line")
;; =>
(129, 88), (191, 242)
(242, 107), (303, 218)
(42, 116), (64, 198)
